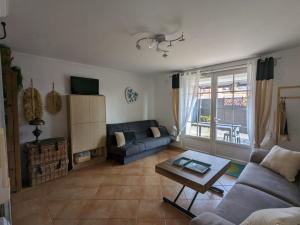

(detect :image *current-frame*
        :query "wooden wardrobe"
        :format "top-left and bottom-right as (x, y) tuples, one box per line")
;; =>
(2, 69), (22, 192)
(67, 95), (106, 168)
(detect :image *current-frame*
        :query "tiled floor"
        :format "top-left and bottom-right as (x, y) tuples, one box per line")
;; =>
(11, 148), (236, 225)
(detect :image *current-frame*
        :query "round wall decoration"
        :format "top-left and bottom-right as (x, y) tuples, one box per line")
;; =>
(125, 87), (138, 103)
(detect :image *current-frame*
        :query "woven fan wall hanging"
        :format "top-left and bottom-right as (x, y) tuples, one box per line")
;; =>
(46, 82), (62, 115)
(23, 79), (43, 122)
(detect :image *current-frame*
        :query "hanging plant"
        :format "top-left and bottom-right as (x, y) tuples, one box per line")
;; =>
(11, 66), (23, 92)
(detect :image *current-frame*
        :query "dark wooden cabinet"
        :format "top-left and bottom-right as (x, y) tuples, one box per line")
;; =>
(3, 69), (22, 192)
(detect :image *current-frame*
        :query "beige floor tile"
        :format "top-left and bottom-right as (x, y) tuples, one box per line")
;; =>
(78, 219), (108, 225)
(120, 167), (144, 176)
(47, 199), (68, 218)
(53, 219), (80, 225)
(142, 167), (156, 176)
(105, 219), (137, 225)
(45, 186), (82, 200)
(81, 200), (115, 219)
(96, 186), (122, 199)
(123, 176), (143, 185)
(11, 186), (45, 205)
(165, 218), (190, 225)
(163, 200), (191, 219)
(12, 199), (53, 225)
(137, 200), (165, 219)
(137, 218), (165, 225)
(110, 200), (139, 219)
(55, 200), (90, 219)
(72, 187), (99, 200)
(161, 185), (186, 200)
(11, 148), (231, 225)
(119, 186), (142, 199)
(140, 185), (162, 199)
(140, 176), (161, 185)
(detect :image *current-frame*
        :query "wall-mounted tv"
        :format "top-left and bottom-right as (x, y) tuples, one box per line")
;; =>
(70, 76), (99, 95)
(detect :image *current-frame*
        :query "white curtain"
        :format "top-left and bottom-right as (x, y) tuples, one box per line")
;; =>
(246, 61), (256, 147)
(178, 73), (200, 138)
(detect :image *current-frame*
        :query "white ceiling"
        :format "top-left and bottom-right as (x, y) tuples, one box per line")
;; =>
(2, 0), (300, 74)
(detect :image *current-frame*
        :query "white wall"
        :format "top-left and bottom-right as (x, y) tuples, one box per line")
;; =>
(12, 52), (155, 143)
(153, 74), (173, 132)
(153, 45), (300, 161)
(269, 46), (300, 151)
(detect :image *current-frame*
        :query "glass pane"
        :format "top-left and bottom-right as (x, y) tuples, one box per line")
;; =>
(216, 92), (233, 142)
(233, 91), (249, 145)
(217, 74), (233, 92)
(186, 76), (211, 138)
(234, 72), (248, 91)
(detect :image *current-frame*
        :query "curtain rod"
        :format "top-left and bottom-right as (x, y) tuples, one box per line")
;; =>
(170, 56), (282, 77)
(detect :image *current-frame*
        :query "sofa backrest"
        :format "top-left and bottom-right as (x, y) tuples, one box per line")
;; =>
(106, 120), (159, 149)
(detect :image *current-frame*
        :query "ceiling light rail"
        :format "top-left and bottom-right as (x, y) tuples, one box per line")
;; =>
(136, 32), (185, 58)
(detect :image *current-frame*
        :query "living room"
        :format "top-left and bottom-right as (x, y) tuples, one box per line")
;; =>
(0, 0), (300, 225)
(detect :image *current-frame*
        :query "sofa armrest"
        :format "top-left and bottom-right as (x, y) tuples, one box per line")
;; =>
(249, 148), (269, 164)
(190, 212), (235, 225)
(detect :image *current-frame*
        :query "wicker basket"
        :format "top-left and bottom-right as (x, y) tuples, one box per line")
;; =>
(29, 159), (68, 186)
(27, 138), (67, 166)
(26, 137), (68, 186)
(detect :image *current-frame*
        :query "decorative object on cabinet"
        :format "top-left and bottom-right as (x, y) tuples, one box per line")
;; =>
(67, 95), (106, 169)
(23, 79), (43, 122)
(1, 45), (22, 192)
(25, 137), (68, 186)
(46, 82), (62, 115)
(29, 118), (45, 142)
(125, 87), (138, 103)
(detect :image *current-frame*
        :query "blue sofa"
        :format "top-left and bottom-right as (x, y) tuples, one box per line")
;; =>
(106, 120), (172, 164)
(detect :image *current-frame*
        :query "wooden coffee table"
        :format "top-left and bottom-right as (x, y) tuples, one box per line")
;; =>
(155, 150), (231, 217)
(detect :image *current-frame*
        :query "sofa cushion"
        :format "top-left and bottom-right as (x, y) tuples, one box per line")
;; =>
(150, 127), (161, 138)
(260, 145), (300, 182)
(237, 163), (300, 206)
(115, 132), (125, 147)
(158, 126), (169, 137)
(240, 207), (300, 225)
(124, 131), (136, 144)
(190, 212), (234, 225)
(215, 183), (292, 224)
(139, 137), (171, 149)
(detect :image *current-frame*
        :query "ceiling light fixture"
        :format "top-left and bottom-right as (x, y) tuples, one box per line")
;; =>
(136, 32), (185, 58)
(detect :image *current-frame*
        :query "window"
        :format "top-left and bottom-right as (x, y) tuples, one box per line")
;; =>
(185, 67), (251, 145)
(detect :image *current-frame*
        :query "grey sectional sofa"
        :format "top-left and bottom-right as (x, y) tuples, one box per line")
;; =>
(106, 120), (171, 164)
(190, 148), (300, 225)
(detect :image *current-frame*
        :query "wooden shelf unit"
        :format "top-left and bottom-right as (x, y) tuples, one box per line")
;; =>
(67, 95), (106, 169)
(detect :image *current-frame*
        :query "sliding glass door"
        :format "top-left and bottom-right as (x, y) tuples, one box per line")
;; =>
(186, 75), (212, 139)
(185, 66), (251, 154)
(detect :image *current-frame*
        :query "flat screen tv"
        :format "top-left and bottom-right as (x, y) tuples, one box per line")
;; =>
(70, 76), (99, 95)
